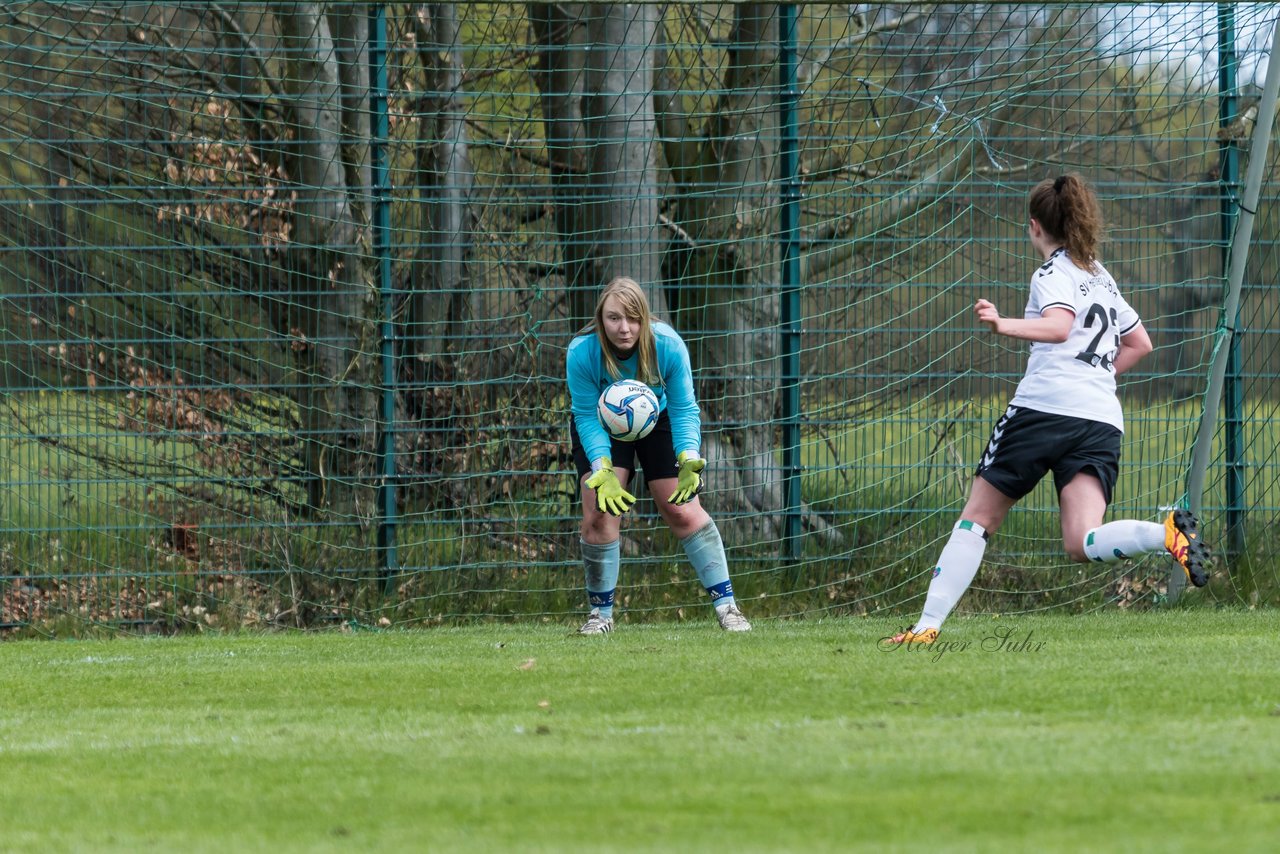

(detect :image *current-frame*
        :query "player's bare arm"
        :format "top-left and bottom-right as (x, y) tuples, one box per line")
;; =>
(1111, 321), (1153, 376)
(974, 300), (1074, 343)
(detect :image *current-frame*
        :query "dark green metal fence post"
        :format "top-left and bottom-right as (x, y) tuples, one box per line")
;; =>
(370, 2), (398, 575)
(779, 4), (802, 560)
(1191, 5), (1280, 584)
(1218, 2), (1246, 558)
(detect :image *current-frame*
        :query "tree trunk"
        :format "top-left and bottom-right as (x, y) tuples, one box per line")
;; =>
(1161, 171), (1222, 395)
(278, 5), (378, 518)
(529, 3), (595, 324)
(26, 27), (84, 325)
(665, 4), (786, 541)
(328, 4), (372, 214)
(403, 3), (478, 501)
(530, 2), (667, 320)
(413, 3), (473, 363)
(582, 3), (665, 310)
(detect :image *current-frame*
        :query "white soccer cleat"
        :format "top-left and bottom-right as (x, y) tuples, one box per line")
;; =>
(576, 608), (614, 635)
(715, 603), (752, 632)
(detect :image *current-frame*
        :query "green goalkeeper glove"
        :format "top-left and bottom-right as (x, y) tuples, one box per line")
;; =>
(585, 459), (635, 516)
(667, 450), (705, 505)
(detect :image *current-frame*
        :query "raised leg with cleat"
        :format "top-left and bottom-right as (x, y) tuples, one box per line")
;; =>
(1165, 509), (1211, 588)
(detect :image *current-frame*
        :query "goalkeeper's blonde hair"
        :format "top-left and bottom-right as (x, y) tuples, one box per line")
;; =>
(587, 277), (661, 386)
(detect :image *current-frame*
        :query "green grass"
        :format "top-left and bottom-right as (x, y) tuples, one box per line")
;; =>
(2, 611), (1278, 852)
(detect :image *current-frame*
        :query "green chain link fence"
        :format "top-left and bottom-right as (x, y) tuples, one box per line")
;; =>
(1, 2), (1278, 633)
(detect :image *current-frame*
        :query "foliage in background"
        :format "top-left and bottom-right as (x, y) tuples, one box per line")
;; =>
(1, 3), (1279, 632)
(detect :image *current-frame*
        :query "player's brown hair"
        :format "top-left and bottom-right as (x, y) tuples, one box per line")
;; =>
(588, 277), (660, 385)
(1029, 173), (1104, 274)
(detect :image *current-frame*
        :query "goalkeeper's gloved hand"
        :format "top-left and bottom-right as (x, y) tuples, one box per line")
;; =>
(667, 450), (705, 505)
(585, 458), (635, 516)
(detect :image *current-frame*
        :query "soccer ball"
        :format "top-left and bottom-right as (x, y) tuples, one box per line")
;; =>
(597, 379), (659, 442)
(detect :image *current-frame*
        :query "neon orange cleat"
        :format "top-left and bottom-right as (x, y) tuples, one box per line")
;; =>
(1164, 509), (1211, 588)
(888, 627), (939, 645)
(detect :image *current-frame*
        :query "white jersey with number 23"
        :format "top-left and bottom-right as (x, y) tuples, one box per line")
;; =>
(1007, 247), (1140, 432)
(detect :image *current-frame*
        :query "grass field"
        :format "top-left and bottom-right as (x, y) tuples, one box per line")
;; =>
(2, 610), (1278, 852)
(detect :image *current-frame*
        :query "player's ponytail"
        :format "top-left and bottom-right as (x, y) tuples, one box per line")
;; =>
(1029, 173), (1104, 274)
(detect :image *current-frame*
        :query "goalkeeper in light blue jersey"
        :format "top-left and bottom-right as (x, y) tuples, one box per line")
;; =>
(565, 277), (750, 634)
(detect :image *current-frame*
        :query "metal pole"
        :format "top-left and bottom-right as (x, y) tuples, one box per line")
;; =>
(370, 2), (398, 576)
(778, 4), (802, 561)
(1219, 3), (1247, 560)
(1187, 12), (1280, 549)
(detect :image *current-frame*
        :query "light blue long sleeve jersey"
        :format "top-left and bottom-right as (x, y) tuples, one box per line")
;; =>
(567, 321), (702, 466)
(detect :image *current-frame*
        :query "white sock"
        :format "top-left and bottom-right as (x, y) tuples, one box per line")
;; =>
(1083, 520), (1165, 562)
(916, 520), (988, 632)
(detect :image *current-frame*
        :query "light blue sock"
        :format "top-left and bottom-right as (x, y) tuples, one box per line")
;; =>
(681, 521), (735, 610)
(582, 539), (620, 620)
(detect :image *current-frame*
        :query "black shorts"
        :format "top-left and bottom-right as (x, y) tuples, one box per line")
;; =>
(571, 408), (679, 483)
(975, 405), (1121, 503)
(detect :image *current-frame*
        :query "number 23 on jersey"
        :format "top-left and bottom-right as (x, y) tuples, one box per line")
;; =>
(1074, 302), (1119, 370)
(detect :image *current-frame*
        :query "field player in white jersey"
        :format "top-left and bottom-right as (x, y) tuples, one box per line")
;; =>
(889, 173), (1212, 646)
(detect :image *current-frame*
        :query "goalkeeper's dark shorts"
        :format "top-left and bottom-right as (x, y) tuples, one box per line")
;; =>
(571, 409), (679, 485)
(975, 405), (1121, 503)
